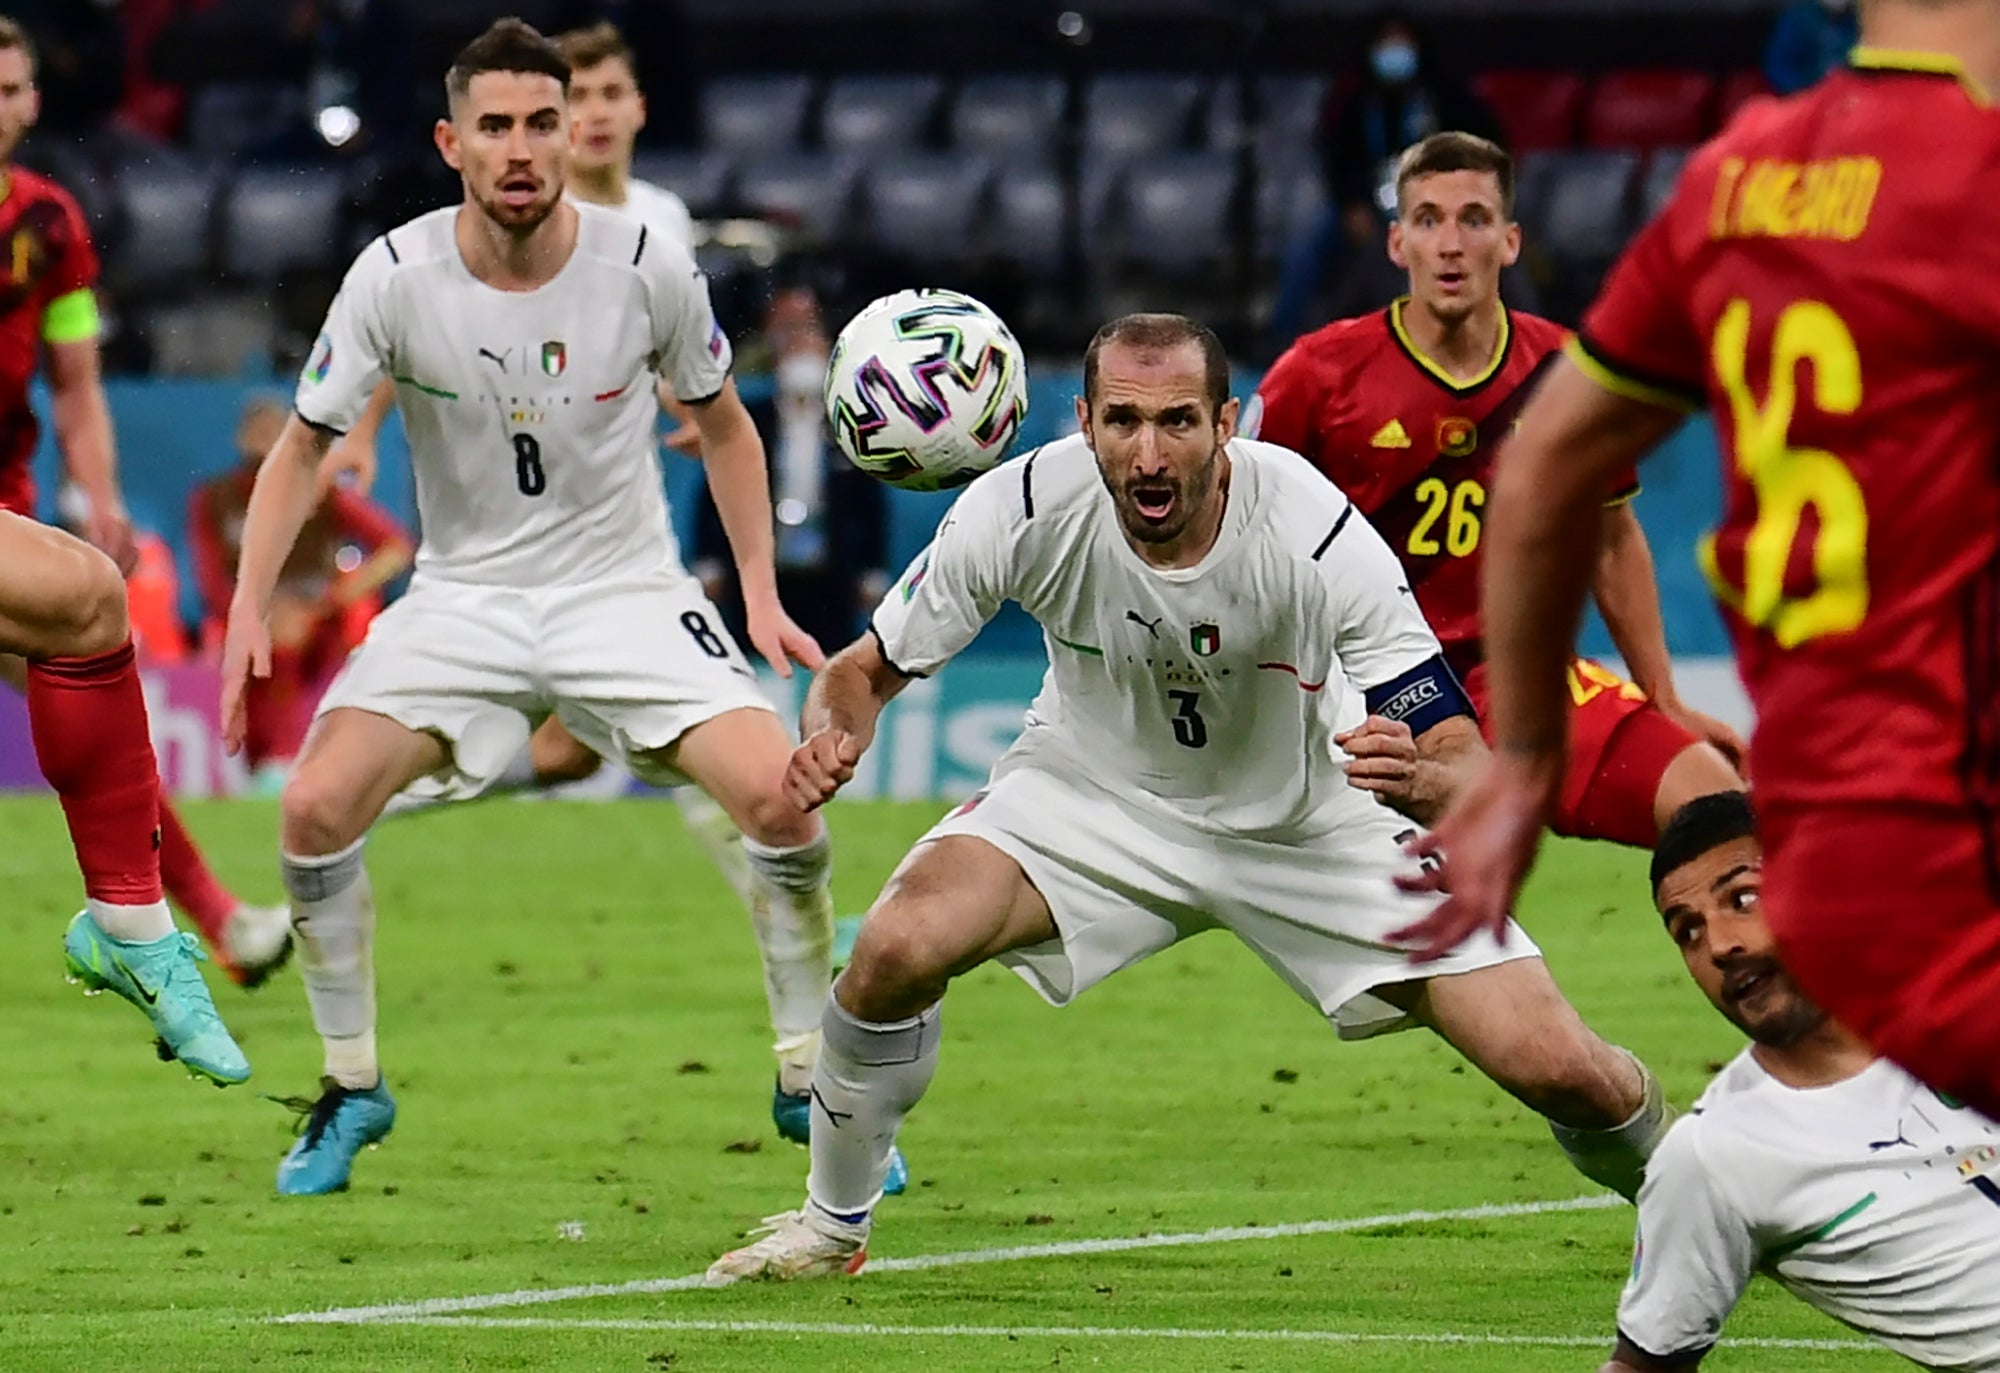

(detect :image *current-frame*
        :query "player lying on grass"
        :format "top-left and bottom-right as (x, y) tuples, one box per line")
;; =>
(704, 312), (1672, 1284)
(1601, 790), (2000, 1373)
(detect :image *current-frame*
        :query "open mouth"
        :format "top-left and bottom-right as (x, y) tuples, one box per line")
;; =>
(1129, 486), (1176, 523)
(499, 174), (541, 208)
(584, 132), (615, 154)
(1436, 269), (1467, 291)
(1722, 965), (1775, 1005)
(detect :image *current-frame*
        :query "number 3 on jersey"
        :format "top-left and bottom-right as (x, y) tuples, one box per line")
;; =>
(1703, 298), (1868, 647)
(1168, 689), (1207, 749)
(513, 433), (547, 497)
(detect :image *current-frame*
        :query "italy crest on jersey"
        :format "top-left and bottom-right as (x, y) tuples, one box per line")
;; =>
(1190, 622), (1220, 656)
(540, 340), (567, 378)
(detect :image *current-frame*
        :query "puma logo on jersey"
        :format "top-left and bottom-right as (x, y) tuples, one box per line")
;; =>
(478, 347), (511, 370)
(1125, 610), (1163, 638)
(1369, 419), (1412, 449)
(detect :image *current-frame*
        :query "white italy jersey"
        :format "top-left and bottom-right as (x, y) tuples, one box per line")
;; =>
(1622, 1051), (2000, 1370)
(870, 435), (1442, 836)
(602, 178), (696, 256)
(295, 201), (732, 588)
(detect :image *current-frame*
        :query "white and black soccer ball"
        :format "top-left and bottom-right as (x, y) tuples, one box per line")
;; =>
(824, 287), (1030, 492)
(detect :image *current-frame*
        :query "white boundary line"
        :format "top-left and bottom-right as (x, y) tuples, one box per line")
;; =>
(350, 1316), (1886, 1354)
(278, 1195), (1626, 1325)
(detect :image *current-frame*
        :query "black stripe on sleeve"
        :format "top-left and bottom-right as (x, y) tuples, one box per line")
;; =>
(1021, 446), (1041, 518)
(869, 621), (927, 679)
(632, 225), (649, 267)
(1311, 503), (1354, 561)
(295, 410), (346, 439)
(382, 232), (400, 264)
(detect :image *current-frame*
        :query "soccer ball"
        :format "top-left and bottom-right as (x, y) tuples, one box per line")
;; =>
(824, 288), (1030, 492)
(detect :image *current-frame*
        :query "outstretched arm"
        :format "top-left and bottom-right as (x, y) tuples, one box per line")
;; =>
(787, 632), (913, 811)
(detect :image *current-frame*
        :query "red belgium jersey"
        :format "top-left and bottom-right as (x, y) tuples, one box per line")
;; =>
(1252, 300), (1610, 679)
(0, 167), (98, 516)
(1578, 51), (2000, 814)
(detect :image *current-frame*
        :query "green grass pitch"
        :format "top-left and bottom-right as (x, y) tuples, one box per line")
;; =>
(0, 797), (1887, 1371)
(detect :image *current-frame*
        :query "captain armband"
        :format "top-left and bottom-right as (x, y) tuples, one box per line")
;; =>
(1362, 654), (1475, 736)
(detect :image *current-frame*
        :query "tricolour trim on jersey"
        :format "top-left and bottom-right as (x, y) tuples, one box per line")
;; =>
(394, 374), (459, 401)
(1849, 46), (1991, 106)
(1565, 335), (1703, 413)
(1389, 297), (1513, 397)
(1311, 503), (1354, 561)
(1764, 1191), (1879, 1261)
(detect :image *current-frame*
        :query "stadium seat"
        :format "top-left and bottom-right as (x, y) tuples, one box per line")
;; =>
(217, 167), (347, 283)
(988, 160), (1067, 274)
(136, 293), (276, 377)
(1208, 75), (1326, 155)
(1120, 152), (1240, 275)
(1254, 146), (1326, 267)
(1078, 152), (1127, 245)
(1583, 70), (1717, 152)
(1715, 70), (1770, 125)
(185, 83), (305, 160)
(700, 75), (817, 155)
(950, 75), (1068, 159)
(861, 154), (992, 263)
(1516, 149), (1640, 262)
(1082, 74), (1207, 160)
(108, 161), (223, 296)
(733, 153), (860, 243)
(1473, 71), (1586, 152)
(821, 75), (946, 154)
(1639, 147), (1691, 224)
(630, 149), (734, 217)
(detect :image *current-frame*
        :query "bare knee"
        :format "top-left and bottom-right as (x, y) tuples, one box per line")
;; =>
(738, 785), (821, 849)
(281, 765), (371, 856)
(837, 906), (953, 1022)
(1652, 742), (1745, 833)
(528, 722), (602, 785)
(40, 542), (128, 660)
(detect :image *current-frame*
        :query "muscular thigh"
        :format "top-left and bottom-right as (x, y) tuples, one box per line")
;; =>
(0, 513), (124, 660)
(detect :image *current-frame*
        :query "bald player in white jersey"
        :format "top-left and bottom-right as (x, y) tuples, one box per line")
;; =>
(1606, 791), (2000, 1373)
(220, 19), (837, 1197)
(705, 312), (1674, 1284)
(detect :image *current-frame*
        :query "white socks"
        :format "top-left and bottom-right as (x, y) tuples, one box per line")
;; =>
(1549, 1049), (1674, 1200)
(742, 829), (836, 1095)
(674, 789), (758, 912)
(88, 898), (175, 943)
(806, 996), (941, 1221)
(281, 840), (379, 1090)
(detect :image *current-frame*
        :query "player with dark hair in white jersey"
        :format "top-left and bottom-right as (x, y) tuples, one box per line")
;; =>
(1604, 791), (2000, 1373)
(220, 18), (836, 1196)
(312, 19), (890, 1181)
(706, 312), (1673, 1283)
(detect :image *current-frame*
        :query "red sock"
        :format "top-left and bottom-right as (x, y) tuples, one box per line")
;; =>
(27, 642), (165, 907)
(158, 801), (237, 944)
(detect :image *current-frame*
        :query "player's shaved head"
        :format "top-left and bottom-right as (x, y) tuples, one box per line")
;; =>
(446, 18), (571, 107)
(1083, 314), (1230, 414)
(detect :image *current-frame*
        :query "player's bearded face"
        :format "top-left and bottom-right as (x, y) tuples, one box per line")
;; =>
(1659, 843), (1828, 1049)
(444, 71), (571, 233)
(1082, 343), (1237, 547)
(1390, 171), (1521, 324)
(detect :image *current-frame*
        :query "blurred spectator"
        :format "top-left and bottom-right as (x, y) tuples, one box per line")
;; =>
(56, 482), (189, 666)
(1764, 0), (1858, 96)
(188, 395), (412, 774)
(693, 286), (887, 655)
(1268, 10), (1501, 345)
(556, 0), (697, 146)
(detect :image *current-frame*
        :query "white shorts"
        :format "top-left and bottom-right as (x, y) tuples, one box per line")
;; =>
(927, 761), (1539, 1039)
(315, 573), (774, 800)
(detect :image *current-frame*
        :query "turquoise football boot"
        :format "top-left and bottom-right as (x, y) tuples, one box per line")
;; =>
(773, 1081), (908, 1196)
(63, 912), (250, 1086)
(275, 1077), (397, 1195)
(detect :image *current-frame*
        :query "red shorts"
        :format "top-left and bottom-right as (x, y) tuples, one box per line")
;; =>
(1762, 801), (2000, 1118)
(1465, 657), (1697, 848)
